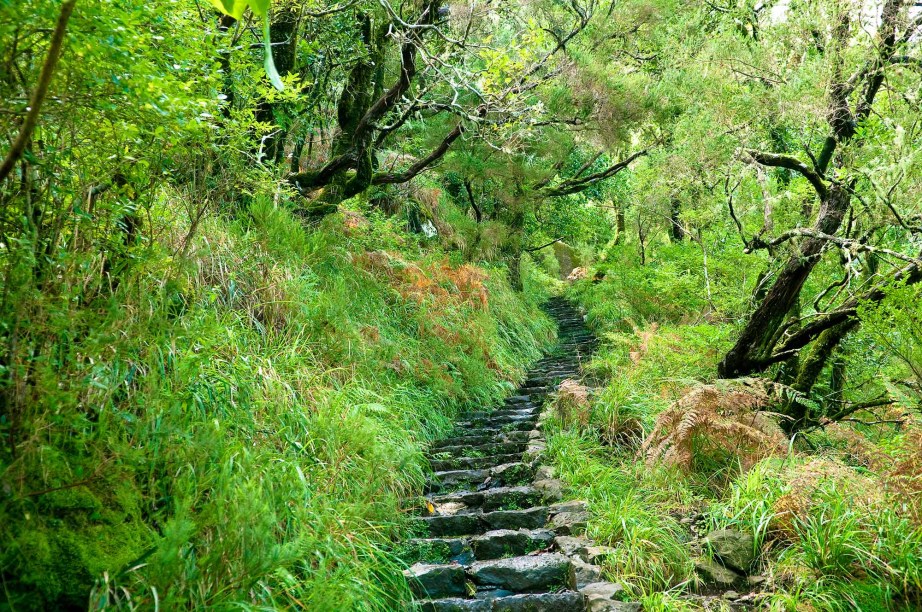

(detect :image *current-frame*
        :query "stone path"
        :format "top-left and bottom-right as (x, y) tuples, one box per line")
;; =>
(402, 297), (640, 611)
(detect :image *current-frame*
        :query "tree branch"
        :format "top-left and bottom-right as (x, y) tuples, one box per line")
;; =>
(771, 260), (922, 359)
(371, 122), (464, 185)
(525, 237), (563, 252)
(0, 0), (77, 185)
(541, 148), (648, 197)
(745, 149), (829, 199)
(747, 227), (922, 265)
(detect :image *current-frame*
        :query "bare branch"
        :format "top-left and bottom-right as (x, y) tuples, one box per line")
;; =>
(748, 227), (922, 265)
(371, 122), (465, 185)
(541, 148), (648, 197)
(745, 149), (829, 199)
(0, 0), (77, 185)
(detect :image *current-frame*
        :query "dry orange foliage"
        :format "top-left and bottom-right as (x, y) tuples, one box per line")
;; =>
(823, 418), (922, 524)
(769, 458), (880, 542)
(356, 250), (489, 310)
(640, 380), (788, 471)
(553, 379), (592, 428)
(885, 429), (922, 523)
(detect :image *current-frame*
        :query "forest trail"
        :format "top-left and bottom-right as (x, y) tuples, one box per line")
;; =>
(402, 298), (638, 611)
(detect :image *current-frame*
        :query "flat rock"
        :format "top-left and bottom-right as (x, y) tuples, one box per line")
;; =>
(469, 553), (576, 592)
(419, 514), (481, 537)
(404, 563), (468, 598)
(588, 601), (642, 612)
(554, 535), (591, 556)
(482, 507), (548, 531)
(581, 545), (615, 564)
(550, 500), (588, 514)
(579, 582), (640, 612)
(419, 599), (490, 612)
(703, 529), (755, 573)
(471, 529), (555, 560)
(548, 510), (589, 535)
(695, 557), (743, 588)
(572, 558), (603, 588)
(429, 490), (485, 508)
(533, 479), (564, 501)
(490, 462), (535, 486)
(432, 454), (524, 471)
(433, 436), (492, 450)
(480, 486), (544, 512)
(490, 592), (586, 611)
(405, 538), (473, 564)
(431, 469), (489, 491)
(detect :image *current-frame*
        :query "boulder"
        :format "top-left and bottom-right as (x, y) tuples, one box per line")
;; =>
(703, 529), (755, 573)
(580, 545), (614, 564)
(548, 510), (589, 535)
(572, 557), (603, 588)
(470, 529), (553, 559)
(579, 581), (640, 612)
(491, 592), (587, 611)
(482, 507), (548, 531)
(533, 479), (565, 501)
(694, 557), (743, 588)
(419, 599), (490, 612)
(554, 535), (591, 557)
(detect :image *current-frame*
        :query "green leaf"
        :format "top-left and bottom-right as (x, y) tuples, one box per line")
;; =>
(207, 0), (268, 19)
(206, 0), (245, 20)
(263, 13), (284, 91)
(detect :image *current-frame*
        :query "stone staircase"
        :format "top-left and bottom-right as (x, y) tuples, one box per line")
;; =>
(402, 297), (640, 611)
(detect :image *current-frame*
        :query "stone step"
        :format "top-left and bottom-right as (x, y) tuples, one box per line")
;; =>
(417, 592), (587, 611)
(417, 513), (482, 537)
(433, 441), (528, 458)
(432, 436), (493, 450)
(415, 506), (552, 537)
(428, 469), (489, 492)
(470, 529), (555, 560)
(404, 563), (468, 599)
(493, 592), (586, 611)
(455, 414), (537, 429)
(438, 427), (531, 441)
(430, 429), (534, 451)
(469, 553), (576, 592)
(430, 454), (524, 472)
(427, 486), (544, 513)
(481, 506), (549, 531)
(428, 462), (536, 493)
(403, 537), (474, 565)
(464, 407), (540, 421)
(404, 556), (579, 601)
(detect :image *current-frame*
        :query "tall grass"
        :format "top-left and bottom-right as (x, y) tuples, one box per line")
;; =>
(0, 196), (554, 609)
(547, 240), (922, 610)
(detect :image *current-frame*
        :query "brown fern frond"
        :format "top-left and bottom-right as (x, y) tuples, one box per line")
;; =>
(641, 379), (788, 472)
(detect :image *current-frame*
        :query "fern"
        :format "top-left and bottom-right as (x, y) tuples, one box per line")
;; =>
(640, 379), (788, 472)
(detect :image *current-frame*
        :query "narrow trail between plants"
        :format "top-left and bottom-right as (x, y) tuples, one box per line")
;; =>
(402, 297), (640, 611)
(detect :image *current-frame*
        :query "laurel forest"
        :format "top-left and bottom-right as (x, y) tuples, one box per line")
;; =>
(1, 0), (921, 610)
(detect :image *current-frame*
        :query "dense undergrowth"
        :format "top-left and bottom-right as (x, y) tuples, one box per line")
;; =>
(0, 194), (554, 610)
(545, 240), (922, 611)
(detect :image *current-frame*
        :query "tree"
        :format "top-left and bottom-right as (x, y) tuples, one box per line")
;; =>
(718, 0), (922, 394)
